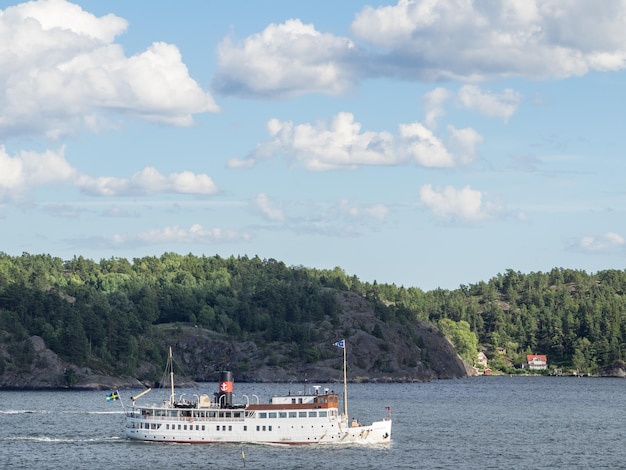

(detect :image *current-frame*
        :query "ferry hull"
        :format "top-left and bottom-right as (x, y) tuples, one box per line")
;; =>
(125, 415), (391, 445)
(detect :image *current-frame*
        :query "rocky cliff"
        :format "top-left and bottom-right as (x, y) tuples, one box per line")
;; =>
(0, 291), (471, 389)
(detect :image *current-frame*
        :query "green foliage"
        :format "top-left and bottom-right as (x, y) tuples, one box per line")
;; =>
(0, 252), (346, 373)
(438, 318), (479, 364)
(0, 251), (625, 377)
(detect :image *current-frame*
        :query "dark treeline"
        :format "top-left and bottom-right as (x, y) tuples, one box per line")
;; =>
(0, 252), (625, 376)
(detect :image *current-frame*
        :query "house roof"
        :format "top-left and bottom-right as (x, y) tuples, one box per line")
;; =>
(526, 354), (547, 361)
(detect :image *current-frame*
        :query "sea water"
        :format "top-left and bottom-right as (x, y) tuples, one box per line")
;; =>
(1, 376), (625, 469)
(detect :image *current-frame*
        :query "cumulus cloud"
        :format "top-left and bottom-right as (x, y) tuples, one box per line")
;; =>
(77, 167), (219, 197)
(419, 184), (497, 221)
(229, 112), (398, 171)
(576, 232), (625, 252)
(229, 111), (482, 171)
(252, 193), (285, 221)
(0, 145), (77, 200)
(214, 1), (626, 98)
(351, 0), (626, 81)
(213, 18), (358, 98)
(458, 85), (521, 122)
(0, 146), (219, 202)
(0, 0), (218, 140)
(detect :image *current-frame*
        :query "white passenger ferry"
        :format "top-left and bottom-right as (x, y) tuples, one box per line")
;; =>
(123, 344), (392, 445)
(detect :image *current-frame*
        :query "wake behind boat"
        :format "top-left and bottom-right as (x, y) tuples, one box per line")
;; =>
(123, 343), (391, 445)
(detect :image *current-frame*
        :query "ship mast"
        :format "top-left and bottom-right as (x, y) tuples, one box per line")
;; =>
(343, 340), (348, 418)
(169, 346), (175, 405)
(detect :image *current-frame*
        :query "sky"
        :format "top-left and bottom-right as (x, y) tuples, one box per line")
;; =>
(1, 0), (626, 291)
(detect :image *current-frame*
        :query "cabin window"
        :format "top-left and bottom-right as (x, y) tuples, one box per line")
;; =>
(262, 426), (266, 431)
(319, 411), (327, 417)
(269, 412), (277, 419)
(228, 426), (232, 431)
(233, 412), (241, 418)
(259, 412), (267, 419)
(256, 426), (260, 431)
(291, 398), (296, 404)
(216, 425), (220, 431)
(184, 425), (187, 430)
(178, 424), (181, 430)
(268, 426), (272, 431)
(308, 412), (317, 417)
(279, 412), (287, 418)
(166, 424), (169, 430)
(299, 412), (307, 418)
(244, 426), (247, 431)
(289, 412), (297, 418)
(196, 425), (199, 430)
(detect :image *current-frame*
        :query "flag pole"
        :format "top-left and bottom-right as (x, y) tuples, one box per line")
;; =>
(117, 389), (125, 411)
(343, 339), (348, 419)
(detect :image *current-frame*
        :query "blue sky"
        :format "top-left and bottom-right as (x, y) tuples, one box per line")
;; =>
(1, 0), (625, 290)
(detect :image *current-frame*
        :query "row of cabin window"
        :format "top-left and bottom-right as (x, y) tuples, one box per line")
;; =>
(158, 424), (274, 432)
(258, 411), (329, 418)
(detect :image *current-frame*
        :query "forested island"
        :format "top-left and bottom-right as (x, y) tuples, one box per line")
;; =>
(0, 252), (625, 389)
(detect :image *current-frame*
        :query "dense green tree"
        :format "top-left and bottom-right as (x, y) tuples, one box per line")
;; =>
(0, 253), (625, 375)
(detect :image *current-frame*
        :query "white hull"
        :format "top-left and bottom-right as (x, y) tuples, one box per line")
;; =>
(125, 411), (391, 445)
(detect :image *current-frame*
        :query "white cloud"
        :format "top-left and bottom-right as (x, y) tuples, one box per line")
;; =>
(423, 87), (452, 130)
(0, 146), (219, 201)
(350, 0), (626, 81)
(399, 123), (482, 167)
(0, 145), (77, 200)
(213, 18), (358, 98)
(230, 111), (482, 171)
(337, 199), (389, 223)
(252, 193), (285, 221)
(419, 184), (497, 221)
(232, 112), (398, 171)
(398, 123), (453, 167)
(458, 85), (521, 122)
(212, 1), (626, 98)
(577, 232), (625, 252)
(136, 224), (248, 244)
(96, 224), (251, 248)
(0, 0), (218, 140)
(78, 167), (219, 197)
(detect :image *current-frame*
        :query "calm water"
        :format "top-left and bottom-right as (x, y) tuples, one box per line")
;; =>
(1, 377), (625, 469)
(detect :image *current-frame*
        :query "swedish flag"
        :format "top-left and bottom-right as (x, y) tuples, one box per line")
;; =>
(106, 391), (119, 402)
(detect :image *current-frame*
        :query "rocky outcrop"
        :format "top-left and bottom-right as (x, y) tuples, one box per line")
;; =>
(0, 336), (143, 390)
(599, 360), (626, 378)
(0, 291), (470, 389)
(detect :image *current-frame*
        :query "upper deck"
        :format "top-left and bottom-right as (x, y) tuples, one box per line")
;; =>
(248, 393), (339, 411)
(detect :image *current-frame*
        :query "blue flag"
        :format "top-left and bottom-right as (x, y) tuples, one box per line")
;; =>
(106, 391), (119, 402)
(334, 339), (345, 348)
